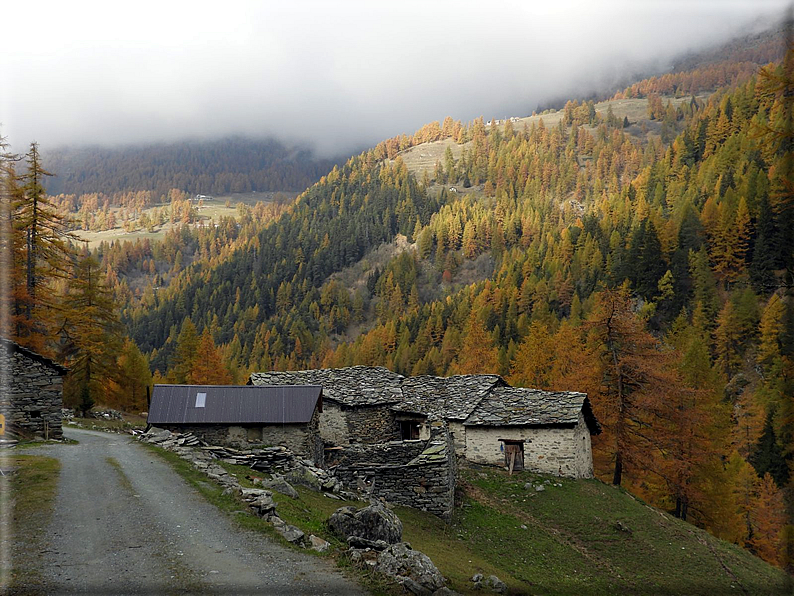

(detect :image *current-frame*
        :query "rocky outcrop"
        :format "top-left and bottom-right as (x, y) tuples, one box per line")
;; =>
(375, 542), (446, 594)
(330, 505), (452, 595)
(328, 502), (403, 545)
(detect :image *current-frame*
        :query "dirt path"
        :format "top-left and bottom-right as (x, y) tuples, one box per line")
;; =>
(21, 427), (367, 595)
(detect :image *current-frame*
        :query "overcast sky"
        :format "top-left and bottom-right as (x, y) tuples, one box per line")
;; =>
(1, 1), (790, 156)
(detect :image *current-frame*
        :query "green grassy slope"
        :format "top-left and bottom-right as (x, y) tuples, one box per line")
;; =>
(397, 468), (789, 595)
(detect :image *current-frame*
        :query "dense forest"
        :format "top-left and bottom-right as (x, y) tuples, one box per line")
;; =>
(3, 31), (791, 572)
(42, 137), (341, 197)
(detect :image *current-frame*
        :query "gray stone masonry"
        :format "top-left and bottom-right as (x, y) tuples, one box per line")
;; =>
(334, 423), (456, 518)
(1, 346), (64, 440)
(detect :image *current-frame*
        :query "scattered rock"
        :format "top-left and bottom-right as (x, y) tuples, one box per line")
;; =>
(308, 534), (330, 552)
(535, 485), (545, 492)
(431, 587), (460, 596)
(483, 574), (507, 593)
(403, 577), (433, 596)
(328, 502), (402, 545)
(615, 520), (632, 534)
(347, 536), (390, 550)
(375, 542), (446, 593)
(272, 516), (305, 544)
(471, 573), (483, 583)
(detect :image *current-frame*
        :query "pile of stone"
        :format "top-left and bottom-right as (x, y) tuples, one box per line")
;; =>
(248, 446), (297, 470)
(61, 408), (74, 420)
(142, 427), (203, 449)
(90, 409), (124, 420)
(329, 503), (455, 596)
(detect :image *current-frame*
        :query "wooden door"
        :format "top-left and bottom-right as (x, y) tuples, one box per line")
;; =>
(504, 441), (524, 474)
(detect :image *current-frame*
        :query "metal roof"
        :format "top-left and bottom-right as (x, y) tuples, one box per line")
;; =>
(147, 384), (322, 425)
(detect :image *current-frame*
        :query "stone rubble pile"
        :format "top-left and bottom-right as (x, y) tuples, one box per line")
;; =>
(90, 408), (124, 420)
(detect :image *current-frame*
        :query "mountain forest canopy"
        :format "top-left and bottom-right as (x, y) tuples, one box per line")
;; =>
(2, 28), (792, 573)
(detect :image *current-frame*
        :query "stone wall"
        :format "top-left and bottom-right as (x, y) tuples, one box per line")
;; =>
(318, 402), (400, 446)
(326, 439), (427, 468)
(160, 419), (321, 461)
(0, 349), (64, 440)
(334, 424), (456, 518)
(343, 404), (400, 444)
(573, 412), (594, 478)
(464, 422), (594, 478)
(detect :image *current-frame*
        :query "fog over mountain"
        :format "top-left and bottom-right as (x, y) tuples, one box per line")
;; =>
(2, 0), (789, 155)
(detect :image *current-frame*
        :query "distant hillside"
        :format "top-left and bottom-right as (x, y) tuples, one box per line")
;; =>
(42, 137), (343, 197)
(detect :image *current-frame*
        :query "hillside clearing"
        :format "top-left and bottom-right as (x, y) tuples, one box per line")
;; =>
(395, 94), (711, 181)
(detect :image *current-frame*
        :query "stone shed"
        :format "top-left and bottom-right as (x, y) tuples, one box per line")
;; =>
(147, 384), (324, 460)
(249, 367), (404, 446)
(463, 387), (601, 478)
(0, 339), (67, 440)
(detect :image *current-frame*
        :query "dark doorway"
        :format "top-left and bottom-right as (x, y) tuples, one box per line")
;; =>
(502, 440), (524, 474)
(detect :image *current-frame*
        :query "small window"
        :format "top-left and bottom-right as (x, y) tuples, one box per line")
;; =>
(30, 410), (41, 418)
(195, 392), (206, 408)
(400, 421), (420, 440)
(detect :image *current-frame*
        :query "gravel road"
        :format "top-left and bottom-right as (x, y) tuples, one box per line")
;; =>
(24, 427), (367, 595)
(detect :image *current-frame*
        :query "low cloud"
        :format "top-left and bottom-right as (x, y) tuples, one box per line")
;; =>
(1, 1), (789, 156)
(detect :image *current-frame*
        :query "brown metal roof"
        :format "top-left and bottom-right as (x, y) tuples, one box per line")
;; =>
(147, 384), (322, 425)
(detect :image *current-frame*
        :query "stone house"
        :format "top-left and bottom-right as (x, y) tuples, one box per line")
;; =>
(147, 384), (324, 460)
(248, 366), (601, 479)
(463, 386), (600, 478)
(249, 367), (404, 445)
(1, 339), (67, 440)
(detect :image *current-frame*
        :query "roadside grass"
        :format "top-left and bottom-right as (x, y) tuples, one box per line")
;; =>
(1, 455), (60, 594)
(105, 457), (135, 493)
(66, 413), (147, 433)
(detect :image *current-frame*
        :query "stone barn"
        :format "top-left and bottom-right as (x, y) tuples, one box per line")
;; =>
(462, 387), (601, 478)
(249, 367), (404, 446)
(147, 384), (323, 460)
(0, 339), (67, 440)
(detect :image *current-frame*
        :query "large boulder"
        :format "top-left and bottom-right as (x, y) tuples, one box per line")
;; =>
(375, 542), (446, 594)
(285, 465), (324, 491)
(328, 502), (402, 544)
(261, 475), (299, 499)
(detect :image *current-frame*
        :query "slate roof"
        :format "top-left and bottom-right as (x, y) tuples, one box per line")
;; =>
(249, 366), (404, 407)
(393, 374), (505, 421)
(148, 384), (322, 425)
(1, 338), (68, 375)
(464, 386), (601, 434)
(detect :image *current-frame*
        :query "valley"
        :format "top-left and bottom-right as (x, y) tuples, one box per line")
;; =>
(4, 9), (793, 593)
